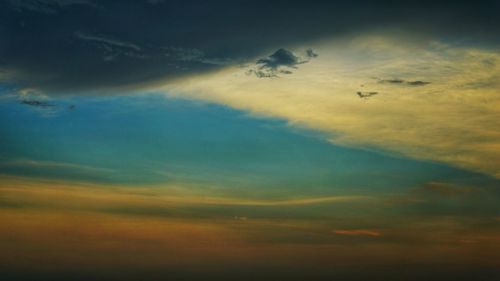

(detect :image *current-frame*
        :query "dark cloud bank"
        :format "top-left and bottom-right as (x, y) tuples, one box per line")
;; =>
(0, 0), (499, 94)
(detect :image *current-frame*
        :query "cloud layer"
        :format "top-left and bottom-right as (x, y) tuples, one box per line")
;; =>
(1, 1), (500, 93)
(1, 175), (498, 280)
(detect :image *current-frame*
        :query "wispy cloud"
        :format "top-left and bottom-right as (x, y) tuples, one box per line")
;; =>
(75, 32), (142, 51)
(1, 159), (113, 174)
(191, 195), (370, 207)
(0, 174), (369, 212)
(73, 32), (234, 67)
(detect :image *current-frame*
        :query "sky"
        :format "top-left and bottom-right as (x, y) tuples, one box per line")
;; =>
(0, 1), (500, 280)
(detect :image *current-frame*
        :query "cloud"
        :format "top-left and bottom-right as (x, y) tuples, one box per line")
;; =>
(13, 88), (63, 116)
(206, 195), (370, 207)
(406, 80), (430, 86)
(248, 48), (317, 78)
(0, 174), (370, 214)
(17, 87), (46, 99)
(1, 1), (500, 93)
(377, 78), (431, 86)
(357, 91), (378, 98)
(19, 99), (54, 107)
(257, 48), (303, 69)
(164, 36), (500, 178)
(161, 47), (234, 65)
(75, 32), (142, 51)
(74, 33), (234, 66)
(358, 77), (431, 97)
(379, 78), (404, 84)
(75, 32), (151, 62)
(0, 175), (498, 277)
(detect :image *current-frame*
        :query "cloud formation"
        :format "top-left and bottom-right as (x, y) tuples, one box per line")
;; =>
(248, 48), (317, 78)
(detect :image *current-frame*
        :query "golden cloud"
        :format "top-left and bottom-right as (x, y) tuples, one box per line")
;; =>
(161, 35), (500, 178)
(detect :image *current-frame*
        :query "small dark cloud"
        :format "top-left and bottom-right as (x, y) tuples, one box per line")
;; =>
(20, 99), (54, 107)
(406, 80), (431, 86)
(377, 78), (431, 86)
(250, 48), (317, 78)
(380, 78), (405, 84)
(357, 91), (378, 98)
(19, 98), (60, 116)
(257, 48), (302, 69)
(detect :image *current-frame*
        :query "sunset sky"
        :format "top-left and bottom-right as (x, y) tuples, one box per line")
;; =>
(1, 1), (499, 280)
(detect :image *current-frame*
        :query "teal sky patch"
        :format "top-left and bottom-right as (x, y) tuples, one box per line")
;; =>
(0, 93), (498, 199)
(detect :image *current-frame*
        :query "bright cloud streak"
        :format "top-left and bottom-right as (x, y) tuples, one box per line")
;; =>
(0, 175), (369, 210)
